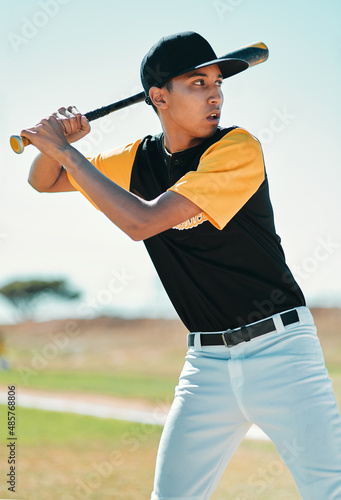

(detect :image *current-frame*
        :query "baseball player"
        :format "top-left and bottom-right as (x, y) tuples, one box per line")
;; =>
(25, 32), (341, 499)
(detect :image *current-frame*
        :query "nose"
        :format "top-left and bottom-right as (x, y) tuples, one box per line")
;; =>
(208, 84), (223, 105)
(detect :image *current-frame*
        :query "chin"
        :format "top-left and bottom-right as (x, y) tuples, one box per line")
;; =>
(200, 125), (219, 138)
(188, 128), (217, 148)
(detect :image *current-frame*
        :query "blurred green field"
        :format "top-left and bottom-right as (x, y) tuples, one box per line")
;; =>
(0, 406), (301, 500)
(0, 317), (187, 402)
(1, 310), (340, 402)
(0, 308), (340, 499)
(0, 369), (178, 403)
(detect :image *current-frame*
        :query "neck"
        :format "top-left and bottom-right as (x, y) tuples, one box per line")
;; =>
(160, 116), (215, 153)
(162, 130), (205, 154)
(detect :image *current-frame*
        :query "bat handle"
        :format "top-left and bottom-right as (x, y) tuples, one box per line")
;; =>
(10, 135), (31, 154)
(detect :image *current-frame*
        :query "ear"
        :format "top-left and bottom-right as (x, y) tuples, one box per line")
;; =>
(149, 86), (168, 111)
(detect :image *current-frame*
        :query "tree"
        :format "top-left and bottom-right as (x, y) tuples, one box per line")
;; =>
(0, 278), (81, 321)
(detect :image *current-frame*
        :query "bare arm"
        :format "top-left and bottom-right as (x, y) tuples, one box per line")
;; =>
(27, 106), (90, 193)
(28, 153), (75, 192)
(22, 110), (200, 241)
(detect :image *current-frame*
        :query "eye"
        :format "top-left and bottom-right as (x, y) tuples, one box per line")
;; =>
(216, 80), (223, 87)
(193, 79), (205, 86)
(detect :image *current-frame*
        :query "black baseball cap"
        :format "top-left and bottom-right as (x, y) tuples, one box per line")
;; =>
(140, 31), (249, 104)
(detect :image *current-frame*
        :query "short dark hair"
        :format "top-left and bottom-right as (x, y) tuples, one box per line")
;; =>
(150, 80), (173, 114)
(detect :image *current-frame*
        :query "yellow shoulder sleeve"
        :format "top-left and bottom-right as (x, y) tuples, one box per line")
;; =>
(67, 139), (142, 209)
(168, 128), (265, 229)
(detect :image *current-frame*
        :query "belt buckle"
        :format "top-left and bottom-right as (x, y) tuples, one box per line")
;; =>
(222, 329), (234, 348)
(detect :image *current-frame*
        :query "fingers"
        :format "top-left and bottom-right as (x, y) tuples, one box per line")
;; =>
(19, 127), (34, 140)
(53, 105), (87, 136)
(20, 106), (90, 152)
(20, 115), (64, 140)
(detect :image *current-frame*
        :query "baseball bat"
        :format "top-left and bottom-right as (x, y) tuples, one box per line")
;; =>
(10, 42), (268, 154)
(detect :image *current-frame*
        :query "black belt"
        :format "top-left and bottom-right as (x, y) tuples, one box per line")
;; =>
(188, 309), (300, 349)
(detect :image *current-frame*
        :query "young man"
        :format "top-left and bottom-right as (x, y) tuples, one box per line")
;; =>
(25, 32), (341, 499)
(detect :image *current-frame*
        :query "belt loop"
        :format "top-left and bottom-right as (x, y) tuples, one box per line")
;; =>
(194, 332), (202, 350)
(272, 313), (285, 335)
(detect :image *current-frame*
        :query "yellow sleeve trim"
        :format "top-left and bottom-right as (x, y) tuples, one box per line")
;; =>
(66, 139), (142, 210)
(168, 128), (265, 230)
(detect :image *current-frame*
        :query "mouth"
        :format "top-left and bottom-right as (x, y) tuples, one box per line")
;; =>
(207, 110), (221, 123)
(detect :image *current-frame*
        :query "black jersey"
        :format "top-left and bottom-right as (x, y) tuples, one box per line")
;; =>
(68, 126), (305, 332)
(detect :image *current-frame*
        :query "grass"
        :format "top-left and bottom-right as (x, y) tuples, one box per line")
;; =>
(0, 369), (178, 403)
(1, 310), (340, 403)
(0, 405), (160, 499)
(0, 316), (186, 403)
(1, 365), (340, 406)
(1, 310), (341, 405)
(0, 405), (301, 500)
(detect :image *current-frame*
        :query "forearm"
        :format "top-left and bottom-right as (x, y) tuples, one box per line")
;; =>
(28, 153), (64, 192)
(23, 111), (200, 240)
(58, 146), (159, 240)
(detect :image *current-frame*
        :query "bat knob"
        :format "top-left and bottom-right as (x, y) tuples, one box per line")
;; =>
(10, 135), (30, 154)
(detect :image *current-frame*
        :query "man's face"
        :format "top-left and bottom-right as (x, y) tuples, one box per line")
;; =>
(163, 63), (224, 143)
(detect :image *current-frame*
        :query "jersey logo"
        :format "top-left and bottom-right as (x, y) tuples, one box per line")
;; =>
(173, 212), (208, 230)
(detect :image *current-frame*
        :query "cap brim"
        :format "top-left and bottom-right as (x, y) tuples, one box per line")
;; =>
(144, 58), (250, 101)
(154, 57), (249, 89)
(194, 57), (249, 78)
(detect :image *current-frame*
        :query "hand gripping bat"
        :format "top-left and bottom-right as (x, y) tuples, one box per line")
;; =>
(9, 42), (268, 154)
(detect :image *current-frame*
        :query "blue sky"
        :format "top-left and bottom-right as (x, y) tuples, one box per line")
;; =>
(1, 0), (341, 322)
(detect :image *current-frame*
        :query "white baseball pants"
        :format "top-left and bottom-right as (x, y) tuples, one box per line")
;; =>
(151, 307), (341, 500)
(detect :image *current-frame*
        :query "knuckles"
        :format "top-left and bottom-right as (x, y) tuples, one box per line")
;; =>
(42, 115), (58, 124)
(67, 105), (80, 114)
(27, 105), (86, 139)
(57, 105), (81, 117)
(55, 106), (83, 131)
